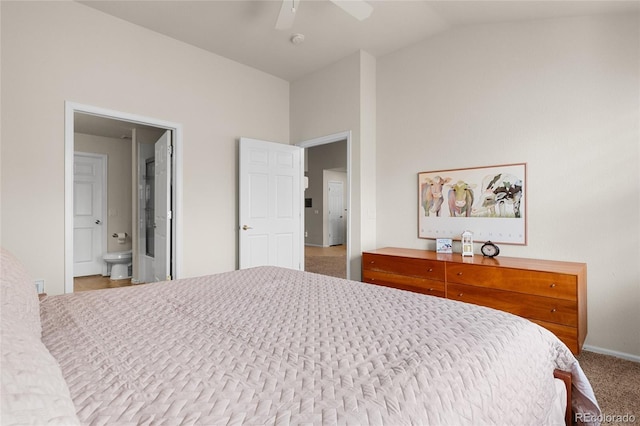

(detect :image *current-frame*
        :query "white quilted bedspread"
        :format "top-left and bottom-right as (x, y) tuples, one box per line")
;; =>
(40, 266), (600, 425)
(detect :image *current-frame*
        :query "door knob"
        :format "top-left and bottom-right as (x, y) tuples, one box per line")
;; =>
(95, 219), (101, 225)
(242, 225), (253, 231)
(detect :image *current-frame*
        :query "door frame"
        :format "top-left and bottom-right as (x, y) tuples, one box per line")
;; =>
(64, 101), (183, 293)
(296, 131), (351, 279)
(73, 151), (108, 276)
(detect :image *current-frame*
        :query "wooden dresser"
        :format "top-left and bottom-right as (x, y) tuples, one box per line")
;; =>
(362, 247), (587, 354)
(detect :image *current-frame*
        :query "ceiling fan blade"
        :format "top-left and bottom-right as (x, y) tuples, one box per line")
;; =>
(275, 0), (300, 30)
(329, 0), (373, 21)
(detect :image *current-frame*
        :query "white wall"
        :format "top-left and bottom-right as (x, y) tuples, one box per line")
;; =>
(0, 1), (289, 295)
(377, 14), (640, 357)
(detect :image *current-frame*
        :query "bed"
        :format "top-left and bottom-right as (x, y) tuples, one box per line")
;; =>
(1, 248), (601, 425)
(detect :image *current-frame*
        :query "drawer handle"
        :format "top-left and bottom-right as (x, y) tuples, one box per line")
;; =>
(457, 272), (463, 276)
(458, 292), (464, 297)
(551, 308), (557, 313)
(427, 268), (433, 272)
(428, 288), (434, 291)
(550, 283), (556, 288)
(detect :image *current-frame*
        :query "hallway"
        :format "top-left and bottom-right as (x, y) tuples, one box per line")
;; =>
(304, 245), (347, 279)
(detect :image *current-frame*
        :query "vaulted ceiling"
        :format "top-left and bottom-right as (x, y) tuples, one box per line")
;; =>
(79, 1), (639, 82)
(74, 1), (638, 138)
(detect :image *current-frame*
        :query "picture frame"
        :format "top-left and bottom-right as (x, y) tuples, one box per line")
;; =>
(436, 238), (453, 254)
(418, 163), (527, 245)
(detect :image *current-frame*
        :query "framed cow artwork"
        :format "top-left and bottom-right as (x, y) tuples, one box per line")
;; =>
(418, 163), (527, 245)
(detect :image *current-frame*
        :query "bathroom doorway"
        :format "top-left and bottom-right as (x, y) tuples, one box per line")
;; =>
(64, 102), (182, 294)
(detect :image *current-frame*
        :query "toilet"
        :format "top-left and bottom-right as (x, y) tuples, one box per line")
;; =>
(103, 250), (132, 280)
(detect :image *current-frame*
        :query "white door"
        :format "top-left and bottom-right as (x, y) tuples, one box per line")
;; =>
(73, 153), (105, 277)
(153, 131), (172, 281)
(328, 180), (345, 246)
(239, 138), (303, 270)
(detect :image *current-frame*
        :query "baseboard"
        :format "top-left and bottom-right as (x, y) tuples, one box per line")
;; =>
(583, 344), (640, 363)
(305, 244), (327, 248)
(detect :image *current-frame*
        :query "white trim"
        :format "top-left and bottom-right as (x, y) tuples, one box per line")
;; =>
(297, 131), (352, 279)
(582, 345), (640, 363)
(65, 102), (183, 293)
(297, 131), (350, 149)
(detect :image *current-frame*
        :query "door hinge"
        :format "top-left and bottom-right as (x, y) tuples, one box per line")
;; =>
(167, 210), (173, 220)
(168, 145), (173, 156)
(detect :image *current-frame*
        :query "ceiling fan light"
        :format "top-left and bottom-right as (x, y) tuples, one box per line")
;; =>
(290, 33), (305, 45)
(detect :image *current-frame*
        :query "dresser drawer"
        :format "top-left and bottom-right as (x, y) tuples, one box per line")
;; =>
(448, 283), (577, 326)
(363, 270), (445, 297)
(531, 319), (578, 354)
(446, 264), (576, 300)
(362, 253), (445, 281)
(363, 248), (586, 354)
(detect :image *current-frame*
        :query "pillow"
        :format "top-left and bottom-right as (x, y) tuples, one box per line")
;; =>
(1, 318), (80, 425)
(1, 248), (41, 337)
(0, 248), (79, 424)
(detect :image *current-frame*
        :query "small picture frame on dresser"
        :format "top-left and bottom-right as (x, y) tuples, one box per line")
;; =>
(436, 238), (453, 254)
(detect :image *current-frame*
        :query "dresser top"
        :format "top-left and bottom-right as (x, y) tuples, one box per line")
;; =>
(364, 247), (586, 275)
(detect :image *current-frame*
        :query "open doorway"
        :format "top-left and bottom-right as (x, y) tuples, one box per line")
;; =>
(297, 132), (350, 279)
(64, 102), (182, 293)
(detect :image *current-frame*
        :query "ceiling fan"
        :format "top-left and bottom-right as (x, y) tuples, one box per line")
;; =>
(275, 0), (373, 30)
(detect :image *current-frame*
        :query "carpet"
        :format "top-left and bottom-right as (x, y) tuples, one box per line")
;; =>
(304, 255), (346, 279)
(576, 351), (640, 425)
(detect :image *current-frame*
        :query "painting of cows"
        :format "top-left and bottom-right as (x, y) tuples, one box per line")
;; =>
(472, 173), (523, 218)
(421, 176), (451, 217)
(448, 180), (476, 217)
(418, 163), (526, 245)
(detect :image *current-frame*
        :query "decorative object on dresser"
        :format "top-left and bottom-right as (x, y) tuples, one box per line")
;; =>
(481, 240), (500, 257)
(461, 230), (474, 256)
(362, 247), (587, 354)
(436, 238), (453, 253)
(418, 163), (526, 244)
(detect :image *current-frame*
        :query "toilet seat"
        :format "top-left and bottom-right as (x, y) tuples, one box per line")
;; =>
(103, 250), (132, 261)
